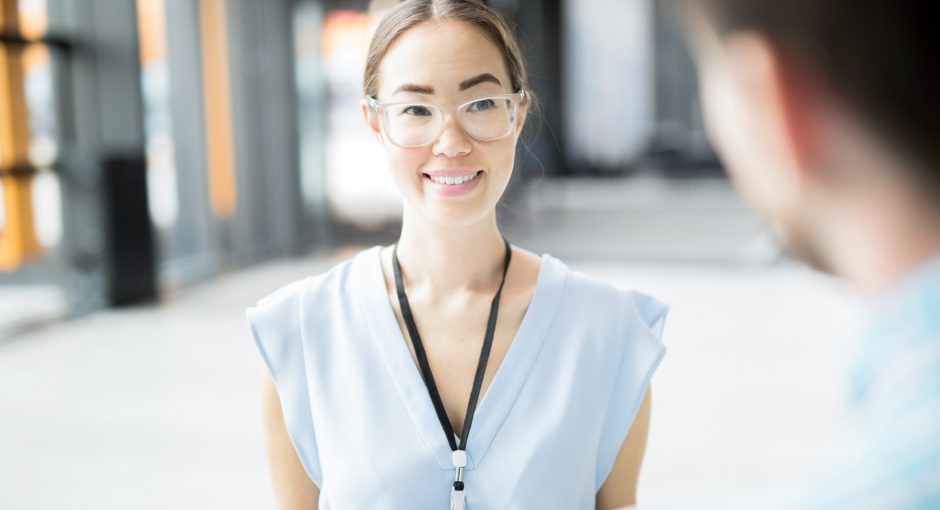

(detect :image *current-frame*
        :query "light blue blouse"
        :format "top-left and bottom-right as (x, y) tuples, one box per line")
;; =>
(246, 246), (667, 509)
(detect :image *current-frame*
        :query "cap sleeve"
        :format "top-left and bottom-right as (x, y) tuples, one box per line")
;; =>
(595, 290), (668, 489)
(245, 279), (323, 487)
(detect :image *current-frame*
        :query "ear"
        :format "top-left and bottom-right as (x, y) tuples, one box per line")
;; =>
(514, 102), (528, 138)
(725, 33), (821, 181)
(360, 98), (383, 142)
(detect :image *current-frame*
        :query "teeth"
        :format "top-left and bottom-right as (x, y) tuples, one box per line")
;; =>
(430, 172), (478, 185)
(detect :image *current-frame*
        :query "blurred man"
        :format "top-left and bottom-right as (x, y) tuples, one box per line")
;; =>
(672, 1), (940, 508)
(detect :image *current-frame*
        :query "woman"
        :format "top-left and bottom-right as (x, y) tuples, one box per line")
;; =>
(247, 1), (667, 508)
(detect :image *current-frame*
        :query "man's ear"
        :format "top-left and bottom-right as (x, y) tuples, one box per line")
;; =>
(725, 32), (821, 180)
(360, 99), (383, 142)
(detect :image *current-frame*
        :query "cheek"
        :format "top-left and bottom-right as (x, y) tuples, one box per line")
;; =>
(701, 69), (779, 211)
(701, 68), (748, 173)
(488, 137), (518, 174)
(381, 137), (519, 202)
(383, 145), (428, 185)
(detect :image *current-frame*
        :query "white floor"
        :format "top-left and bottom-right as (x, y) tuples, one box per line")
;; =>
(0, 178), (865, 509)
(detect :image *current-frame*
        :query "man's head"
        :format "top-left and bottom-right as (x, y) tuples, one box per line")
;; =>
(677, 1), (940, 280)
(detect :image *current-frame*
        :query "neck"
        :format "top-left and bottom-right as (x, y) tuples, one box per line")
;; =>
(825, 198), (940, 294)
(394, 206), (508, 299)
(816, 126), (940, 293)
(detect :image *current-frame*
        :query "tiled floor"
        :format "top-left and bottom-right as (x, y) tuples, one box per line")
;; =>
(0, 177), (863, 509)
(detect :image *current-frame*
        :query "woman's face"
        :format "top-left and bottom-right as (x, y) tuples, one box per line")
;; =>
(364, 20), (525, 228)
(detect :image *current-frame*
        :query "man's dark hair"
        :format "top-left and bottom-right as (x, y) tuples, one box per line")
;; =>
(681, 1), (940, 192)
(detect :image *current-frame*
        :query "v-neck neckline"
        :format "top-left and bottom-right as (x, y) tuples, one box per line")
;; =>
(354, 245), (567, 470)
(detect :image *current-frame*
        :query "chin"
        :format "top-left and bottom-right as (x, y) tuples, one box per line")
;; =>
(422, 202), (493, 228)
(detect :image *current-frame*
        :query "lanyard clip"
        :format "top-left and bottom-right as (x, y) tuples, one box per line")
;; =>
(450, 483), (466, 510)
(451, 450), (467, 509)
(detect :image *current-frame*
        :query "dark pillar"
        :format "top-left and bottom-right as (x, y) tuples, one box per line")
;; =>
(48, 0), (156, 310)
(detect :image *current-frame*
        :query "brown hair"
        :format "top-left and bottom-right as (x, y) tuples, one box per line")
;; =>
(363, 0), (530, 107)
(678, 0), (940, 193)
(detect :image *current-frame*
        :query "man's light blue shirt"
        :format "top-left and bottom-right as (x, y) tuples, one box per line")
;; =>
(797, 255), (940, 509)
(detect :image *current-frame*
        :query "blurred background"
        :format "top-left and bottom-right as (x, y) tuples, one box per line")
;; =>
(0, 0), (861, 508)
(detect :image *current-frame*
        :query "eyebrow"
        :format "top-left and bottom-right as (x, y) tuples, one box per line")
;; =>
(459, 73), (502, 91)
(390, 73), (503, 96)
(392, 83), (435, 95)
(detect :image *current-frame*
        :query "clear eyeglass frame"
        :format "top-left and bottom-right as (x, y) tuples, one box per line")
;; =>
(365, 89), (526, 148)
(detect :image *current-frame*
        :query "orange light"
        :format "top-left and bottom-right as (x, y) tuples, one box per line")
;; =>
(199, 0), (237, 220)
(0, 0), (42, 270)
(136, 0), (167, 66)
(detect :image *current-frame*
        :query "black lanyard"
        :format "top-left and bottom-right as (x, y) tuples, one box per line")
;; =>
(392, 238), (512, 499)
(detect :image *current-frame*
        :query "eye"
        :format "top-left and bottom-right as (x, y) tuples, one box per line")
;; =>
(402, 105), (433, 117)
(467, 98), (495, 112)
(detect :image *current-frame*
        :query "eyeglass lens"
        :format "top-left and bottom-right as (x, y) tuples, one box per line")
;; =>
(384, 97), (517, 147)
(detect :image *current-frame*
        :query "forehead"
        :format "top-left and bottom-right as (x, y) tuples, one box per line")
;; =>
(378, 19), (511, 98)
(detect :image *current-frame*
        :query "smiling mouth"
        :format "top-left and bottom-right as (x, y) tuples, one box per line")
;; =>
(422, 170), (484, 185)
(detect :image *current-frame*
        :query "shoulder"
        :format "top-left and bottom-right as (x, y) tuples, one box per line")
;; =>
(547, 257), (668, 347)
(248, 246), (379, 322)
(560, 261), (667, 323)
(245, 247), (380, 374)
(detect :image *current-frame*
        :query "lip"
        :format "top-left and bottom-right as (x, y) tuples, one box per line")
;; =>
(423, 169), (483, 197)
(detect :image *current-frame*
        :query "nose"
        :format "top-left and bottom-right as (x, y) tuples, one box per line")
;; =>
(431, 116), (472, 158)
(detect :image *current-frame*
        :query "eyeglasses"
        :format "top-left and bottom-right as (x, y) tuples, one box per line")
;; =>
(366, 90), (526, 148)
